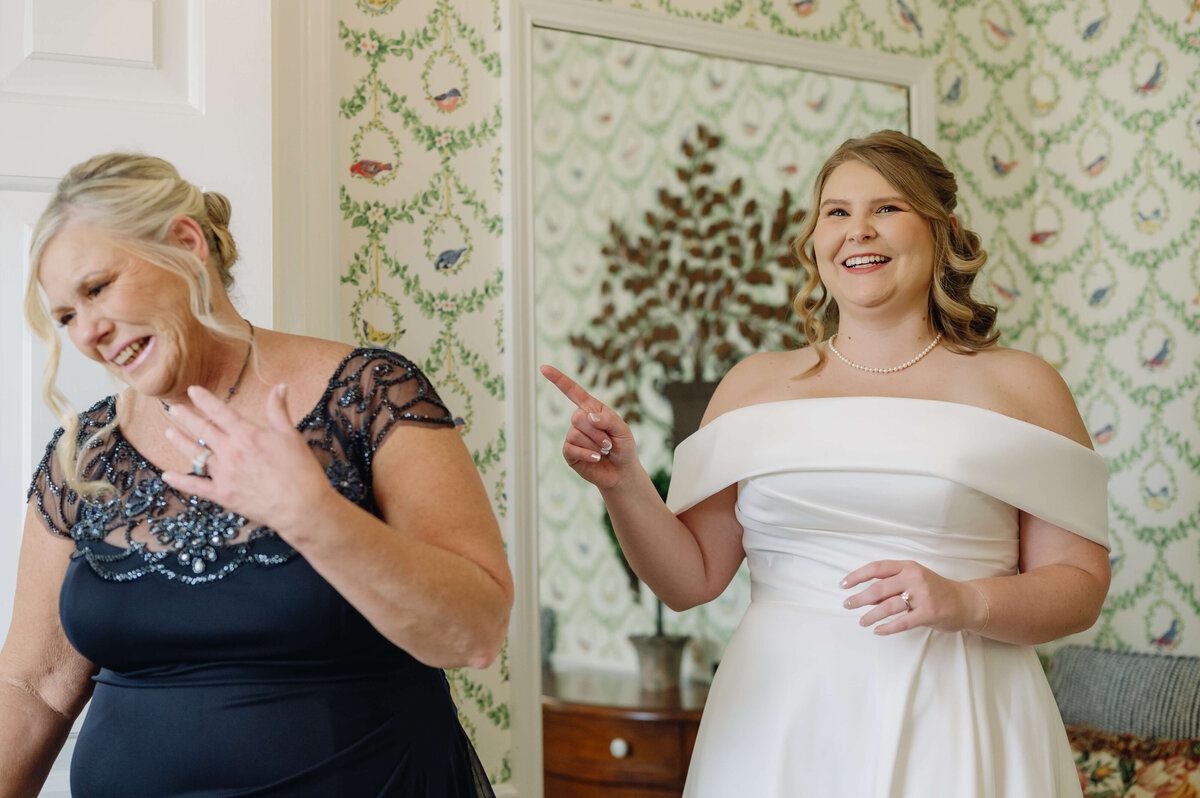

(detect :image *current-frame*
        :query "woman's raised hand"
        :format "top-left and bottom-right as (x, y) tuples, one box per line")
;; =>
(159, 384), (331, 533)
(540, 365), (639, 490)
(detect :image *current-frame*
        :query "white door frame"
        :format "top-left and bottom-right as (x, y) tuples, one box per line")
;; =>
(271, 0), (339, 342)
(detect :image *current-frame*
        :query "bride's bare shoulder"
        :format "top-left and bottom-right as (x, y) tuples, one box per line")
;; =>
(958, 346), (1091, 447)
(702, 348), (819, 424)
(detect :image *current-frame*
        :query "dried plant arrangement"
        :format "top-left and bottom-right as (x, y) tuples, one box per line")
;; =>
(569, 123), (808, 429)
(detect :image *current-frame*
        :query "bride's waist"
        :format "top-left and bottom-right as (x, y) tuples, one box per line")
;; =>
(745, 544), (1015, 611)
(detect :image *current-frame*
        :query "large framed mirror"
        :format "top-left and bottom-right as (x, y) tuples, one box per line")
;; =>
(507, 2), (934, 794)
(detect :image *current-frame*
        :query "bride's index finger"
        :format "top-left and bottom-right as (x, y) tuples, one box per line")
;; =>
(539, 364), (599, 411)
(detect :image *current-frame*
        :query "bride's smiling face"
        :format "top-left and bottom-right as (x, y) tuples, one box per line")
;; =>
(812, 160), (936, 315)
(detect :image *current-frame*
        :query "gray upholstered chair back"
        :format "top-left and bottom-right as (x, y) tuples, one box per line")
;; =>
(1049, 644), (1200, 738)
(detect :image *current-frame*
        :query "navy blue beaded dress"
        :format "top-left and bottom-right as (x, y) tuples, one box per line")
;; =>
(27, 349), (496, 798)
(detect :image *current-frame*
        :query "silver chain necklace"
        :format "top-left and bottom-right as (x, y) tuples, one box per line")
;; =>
(828, 332), (941, 374)
(160, 322), (254, 411)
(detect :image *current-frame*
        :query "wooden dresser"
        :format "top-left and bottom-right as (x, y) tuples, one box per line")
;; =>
(542, 668), (708, 797)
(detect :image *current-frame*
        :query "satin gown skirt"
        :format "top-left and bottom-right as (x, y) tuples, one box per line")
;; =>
(665, 398), (1109, 798)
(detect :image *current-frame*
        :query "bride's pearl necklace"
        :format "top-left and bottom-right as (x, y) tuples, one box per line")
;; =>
(828, 332), (942, 374)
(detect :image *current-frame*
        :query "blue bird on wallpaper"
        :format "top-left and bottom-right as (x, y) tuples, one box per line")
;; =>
(1151, 618), (1179, 650)
(1138, 62), (1163, 94)
(1108, 553), (1122, 569)
(941, 76), (962, 104)
(1088, 285), (1113, 306)
(1092, 423), (1114, 444)
(1137, 207), (1162, 232)
(1143, 338), (1170, 369)
(990, 154), (1018, 176)
(1082, 17), (1106, 41)
(1145, 485), (1171, 509)
(1085, 154), (1108, 176)
(707, 70), (725, 90)
(805, 95), (828, 112)
(896, 0), (923, 37)
(434, 248), (467, 272)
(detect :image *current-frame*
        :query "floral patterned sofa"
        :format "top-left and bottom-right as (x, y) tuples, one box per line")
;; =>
(1048, 645), (1200, 797)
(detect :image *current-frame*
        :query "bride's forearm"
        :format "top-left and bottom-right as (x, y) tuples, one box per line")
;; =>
(599, 470), (720, 611)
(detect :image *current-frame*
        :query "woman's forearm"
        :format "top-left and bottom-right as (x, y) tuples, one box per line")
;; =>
(0, 679), (74, 798)
(970, 564), (1108, 646)
(276, 489), (511, 670)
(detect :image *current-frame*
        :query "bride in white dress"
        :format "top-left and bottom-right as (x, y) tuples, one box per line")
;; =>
(541, 130), (1110, 797)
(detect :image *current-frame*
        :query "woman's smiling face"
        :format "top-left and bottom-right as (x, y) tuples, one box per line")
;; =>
(38, 221), (199, 399)
(812, 159), (936, 316)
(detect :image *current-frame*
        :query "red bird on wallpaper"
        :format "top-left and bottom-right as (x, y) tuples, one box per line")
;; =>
(429, 88), (462, 111)
(1084, 154), (1108, 176)
(350, 160), (393, 178)
(1029, 230), (1057, 245)
(984, 17), (1015, 42)
(990, 154), (1018, 175)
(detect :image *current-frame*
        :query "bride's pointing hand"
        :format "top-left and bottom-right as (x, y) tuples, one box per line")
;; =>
(540, 364), (639, 491)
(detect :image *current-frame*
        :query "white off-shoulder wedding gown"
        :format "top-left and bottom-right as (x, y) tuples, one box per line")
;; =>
(665, 397), (1108, 798)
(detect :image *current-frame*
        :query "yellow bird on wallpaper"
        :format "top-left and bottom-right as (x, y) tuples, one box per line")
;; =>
(362, 320), (400, 348)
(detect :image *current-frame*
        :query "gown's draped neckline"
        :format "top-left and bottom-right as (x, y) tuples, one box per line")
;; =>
(666, 396), (1109, 549)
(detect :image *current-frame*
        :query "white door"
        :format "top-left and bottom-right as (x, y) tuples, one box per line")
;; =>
(0, 1), (273, 793)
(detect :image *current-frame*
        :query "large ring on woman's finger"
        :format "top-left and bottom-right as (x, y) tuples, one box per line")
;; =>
(191, 447), (213, 477)
(900, 591), (912, 612)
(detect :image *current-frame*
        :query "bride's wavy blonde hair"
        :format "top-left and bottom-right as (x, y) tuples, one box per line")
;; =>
(25, 153), (251, 496)
(790, 130), (998, 371)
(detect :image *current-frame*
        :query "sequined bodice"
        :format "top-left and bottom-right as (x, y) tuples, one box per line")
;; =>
(28, 348), (453, 585)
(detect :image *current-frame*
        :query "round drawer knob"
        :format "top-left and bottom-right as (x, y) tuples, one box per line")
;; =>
(609, 737), (630, 759)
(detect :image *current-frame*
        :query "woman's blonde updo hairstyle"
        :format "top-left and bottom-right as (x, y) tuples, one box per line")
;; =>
(790, 130), (998, 370)
(23, 152), (248, 495)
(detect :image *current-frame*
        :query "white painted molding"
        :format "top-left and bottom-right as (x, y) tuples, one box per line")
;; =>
(505, 4), (936, 797)
(514, 0), (936, 142)
(502, 1), (544, 795)
(270, 0), (339, 341)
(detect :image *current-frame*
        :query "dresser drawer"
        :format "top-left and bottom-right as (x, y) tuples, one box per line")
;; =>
(543, 705), (686, 785)
(544, 772), (679, 798)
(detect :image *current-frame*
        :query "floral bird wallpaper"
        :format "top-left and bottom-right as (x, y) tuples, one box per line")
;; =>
(336, 0), (1200, 786)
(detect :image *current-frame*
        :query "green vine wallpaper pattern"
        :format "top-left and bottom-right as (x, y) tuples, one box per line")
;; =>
(336, 0), (1200, 786)
(337, 0), (510, 784)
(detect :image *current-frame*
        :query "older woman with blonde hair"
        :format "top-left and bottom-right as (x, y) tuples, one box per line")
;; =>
(543, 129), (1110, 797)
(0, 153), (511, 797)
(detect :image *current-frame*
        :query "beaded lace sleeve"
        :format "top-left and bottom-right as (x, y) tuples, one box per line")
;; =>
(26, 398), (118, 538)
(321, 349), (455, 472)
